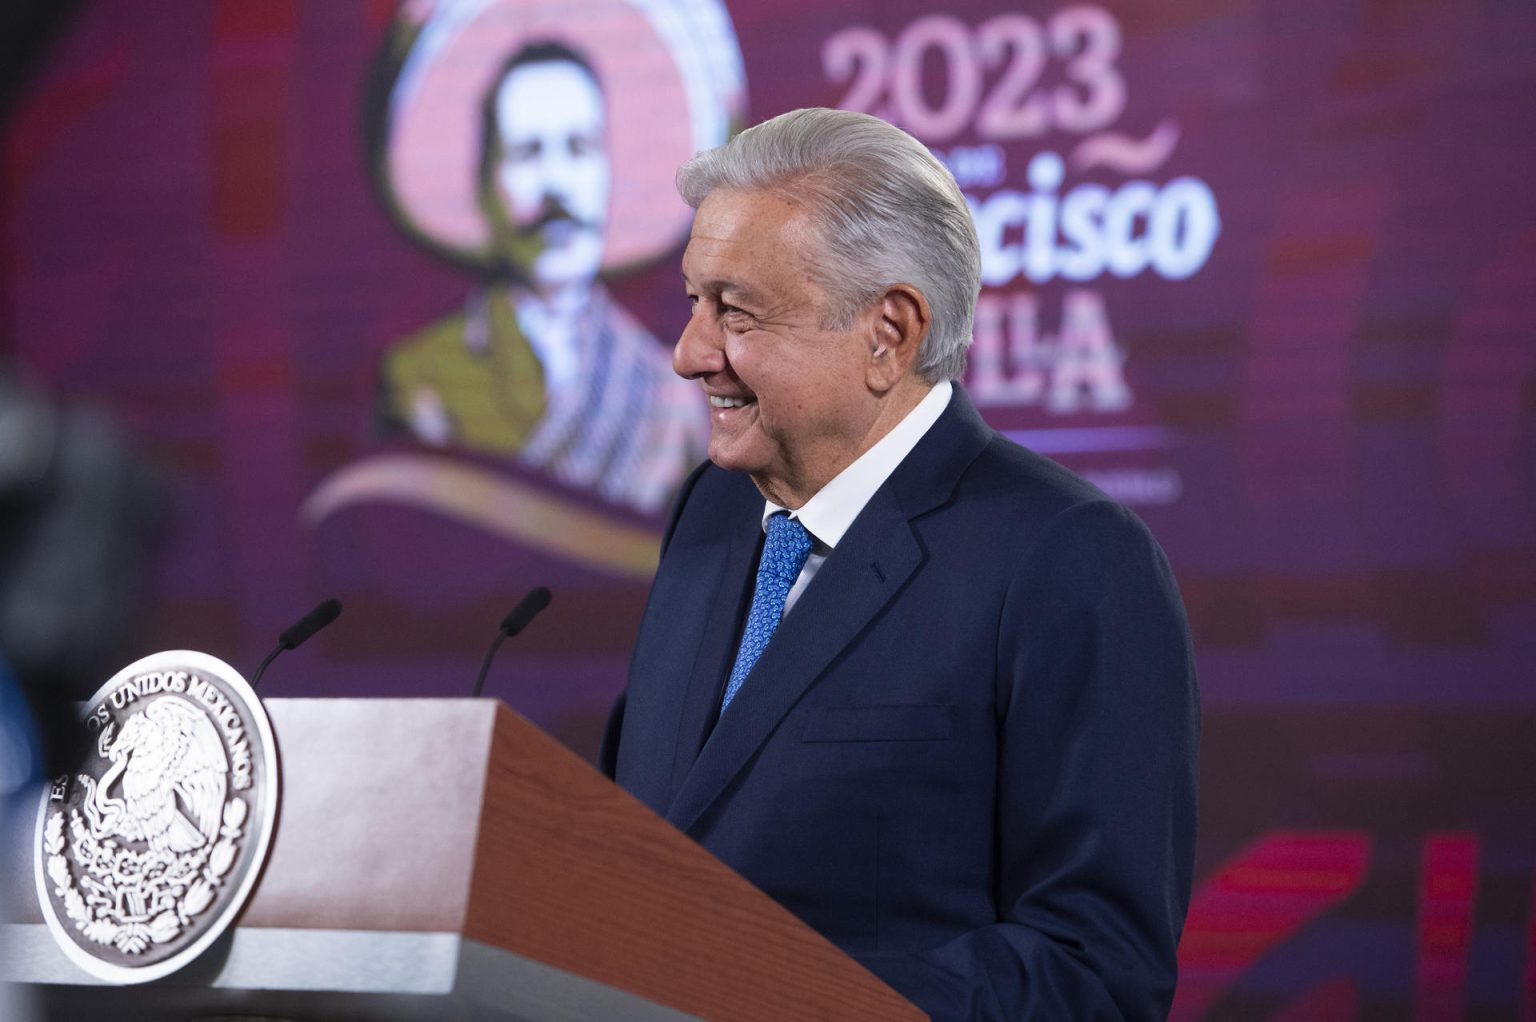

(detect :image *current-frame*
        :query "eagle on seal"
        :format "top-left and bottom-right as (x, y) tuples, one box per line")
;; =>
(86, 696), (229, 854)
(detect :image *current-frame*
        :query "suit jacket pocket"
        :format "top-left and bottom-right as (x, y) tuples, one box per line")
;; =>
(800, 704), (954, 743)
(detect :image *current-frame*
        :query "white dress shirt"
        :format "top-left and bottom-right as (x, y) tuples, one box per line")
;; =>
(763, 381), (952, 614)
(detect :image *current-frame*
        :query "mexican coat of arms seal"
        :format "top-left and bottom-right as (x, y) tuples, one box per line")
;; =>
(33, 650), (279, 983)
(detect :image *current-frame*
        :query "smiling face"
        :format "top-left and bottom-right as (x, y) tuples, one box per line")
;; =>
(486, 58), (610, 291)
(674, 188), (895, 508)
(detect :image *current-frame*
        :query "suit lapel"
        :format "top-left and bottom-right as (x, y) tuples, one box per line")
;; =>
(664, 387), (994, 836)
(665, 492), (924, 835)
(665, 508), (763, 801)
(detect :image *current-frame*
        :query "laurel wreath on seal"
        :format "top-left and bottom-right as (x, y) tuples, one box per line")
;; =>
(43, 794), (247, 955)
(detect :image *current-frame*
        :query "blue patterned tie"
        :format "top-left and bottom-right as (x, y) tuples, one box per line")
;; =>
(720, 512), (813, 712)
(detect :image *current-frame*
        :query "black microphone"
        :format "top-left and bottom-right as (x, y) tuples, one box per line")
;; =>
(472, 586), (552, 698)
(251, 598), (342, 692)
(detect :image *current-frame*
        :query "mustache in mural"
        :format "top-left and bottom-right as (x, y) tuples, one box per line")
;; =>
(517, 198), (599, 241)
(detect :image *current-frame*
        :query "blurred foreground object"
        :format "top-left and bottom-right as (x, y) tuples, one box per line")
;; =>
(0, 364), (163, 779)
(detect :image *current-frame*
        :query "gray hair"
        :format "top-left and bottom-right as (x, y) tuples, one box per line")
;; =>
(676, 108), (980, 383)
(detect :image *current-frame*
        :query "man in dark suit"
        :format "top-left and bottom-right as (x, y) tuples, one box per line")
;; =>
(602, 108), (1198, 1020)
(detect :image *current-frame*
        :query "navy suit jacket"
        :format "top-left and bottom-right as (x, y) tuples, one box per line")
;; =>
(602, 388), (1198, 1020)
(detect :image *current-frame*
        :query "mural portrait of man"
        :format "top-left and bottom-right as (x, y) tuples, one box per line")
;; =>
(376, 37), (709, 513)
(327, 0), (744, 534)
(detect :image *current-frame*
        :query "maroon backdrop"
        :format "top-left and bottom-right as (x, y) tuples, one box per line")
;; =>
(4, 0), (1535, 1016)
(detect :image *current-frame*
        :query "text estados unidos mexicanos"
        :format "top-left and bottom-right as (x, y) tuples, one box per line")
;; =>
(86, 671), (255, 791)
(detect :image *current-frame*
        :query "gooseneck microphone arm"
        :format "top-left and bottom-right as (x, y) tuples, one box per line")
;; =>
(251, 598), (343, 692)
(472, 586), (552, 698)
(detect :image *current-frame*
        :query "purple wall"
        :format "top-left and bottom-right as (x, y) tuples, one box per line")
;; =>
(5, 1), (1535, 1014)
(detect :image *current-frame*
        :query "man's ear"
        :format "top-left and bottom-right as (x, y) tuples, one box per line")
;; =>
(866, 284), (931, 393)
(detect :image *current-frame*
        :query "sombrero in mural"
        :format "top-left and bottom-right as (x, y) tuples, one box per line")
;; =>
(371, 0), (746, 274)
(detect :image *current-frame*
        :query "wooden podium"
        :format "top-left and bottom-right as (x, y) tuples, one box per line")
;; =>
(0, 699), (925, 1021)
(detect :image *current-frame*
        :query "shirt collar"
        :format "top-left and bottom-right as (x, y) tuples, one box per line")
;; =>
(761, 380), (953, 548)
